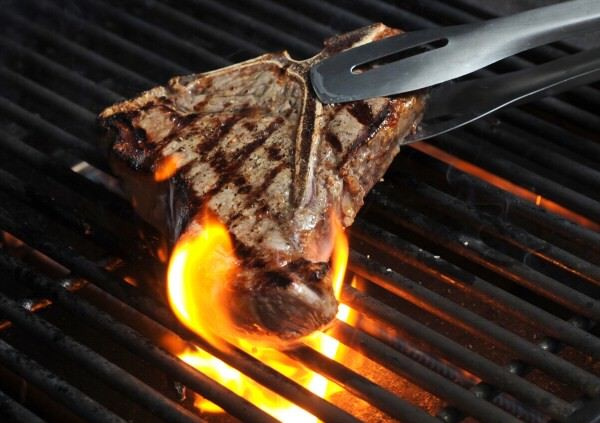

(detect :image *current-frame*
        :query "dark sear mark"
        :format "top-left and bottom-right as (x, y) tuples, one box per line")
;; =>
(348, 101), (373, 126)
(232, 174), (247, 187)
(263, 271), (292, 288)
(266, 145), (283, 161)
(325, 131), (342, 152)
(171, 112), (199, 130)
(338, 103), (391, 170)
(243, 121), (257, 132)
(102, 111), (156, 170)
(202, 117), (285, 203)
(232, 238), (266, 268)
(196, 114), (247, 155)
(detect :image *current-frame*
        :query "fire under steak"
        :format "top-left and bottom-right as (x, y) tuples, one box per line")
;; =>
(99, 23), (425, 346)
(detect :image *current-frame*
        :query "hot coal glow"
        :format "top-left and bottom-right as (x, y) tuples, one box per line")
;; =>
(166, 211), (350, 421)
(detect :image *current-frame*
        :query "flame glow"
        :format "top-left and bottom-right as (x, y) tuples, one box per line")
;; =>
(410, 142), (600, 231)
(154, 154), (181, 181)
(166, 212), (351, 421)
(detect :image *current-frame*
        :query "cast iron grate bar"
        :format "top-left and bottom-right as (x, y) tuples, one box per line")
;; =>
(0, 336), (125, 423)
(0, 387), (45, 423)
(0, 148), (596, 420)
(0, 0), (598, 422)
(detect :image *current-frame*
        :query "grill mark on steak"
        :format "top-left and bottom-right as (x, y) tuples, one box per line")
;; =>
(339, 103), (391, 170)
(244, 162), (287, 210)
(203, 117), (284, 202)
(266, 145), (283, 161)
(325, 131), (342, 152)
(171, 113), (199, 131)
(196, 114), (247, 155)
(348, 102), (373, 126)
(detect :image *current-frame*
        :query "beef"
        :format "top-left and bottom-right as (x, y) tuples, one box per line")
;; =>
(99, 23), (425, 347)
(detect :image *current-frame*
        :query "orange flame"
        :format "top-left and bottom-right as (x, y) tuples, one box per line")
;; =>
(410, 142), (600, 231)
(167, 212), (238, 349)
(166, 211), (351, 421)
(154, 154), (182, 182)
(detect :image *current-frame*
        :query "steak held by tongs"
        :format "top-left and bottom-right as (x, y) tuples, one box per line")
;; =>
(99, 23), (425, 346)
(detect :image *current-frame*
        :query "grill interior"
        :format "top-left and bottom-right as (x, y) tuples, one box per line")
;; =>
(0, 0), (599, 422)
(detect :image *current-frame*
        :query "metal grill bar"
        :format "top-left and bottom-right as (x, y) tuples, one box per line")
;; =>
(373, 179), (600, 285)
(0, 291), (204, 423)
(499, 109), (600, 163)
(324, 0), (435, 30)
(0, 98), (105, 170)
(0, 37), (122, 103)
(0, 388), (45, 423)
(0, 68), (96, 127)
(0, 251), (278, 423)
(354, 210), (600, 353)
(341, 286), (575, 419)
(80, 0), (229, 70)
(349, 252), (600, 398)
(0, 0), (598, 421)
(0, 129), (128, 222)
(0, 337), (125, 423)
(288, 347), (437, 423)
(179, 0), (317, 57)
(242, 0), (335, 40)
(377, 169), (600, 305)
(394, 149), (600, 261)
(24, 0), (190, 78)
(463, 121), (600, 196)
(125, 0), (265, 56)
(0, 193), (360, 423)
(436, 132), (600, 223)
(331, 321), (522, 423)
(353, 318), (549, 423)
(0, 11), (154, 90)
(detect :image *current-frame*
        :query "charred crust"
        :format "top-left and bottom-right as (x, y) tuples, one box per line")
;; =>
(168, 174), (194, 242)
(171, 112), (199, 130)
(100, 111), (157, 172)
(322, 25), (371, 54)
(309, 262), (330, 283)
(339, 101), (391, 171)
(196, 114), (245, 156)
(243, 121), (257, 132)
(204, 117), (284, 202)
(262, 271), (293, 288)
(232, 239), (266, 268)
(347, 102), (373, 126)
(244, 162), (287, 210)
(232, 174), (247, 188)
(324, 131), (343, 152)
(321, 23), (400, 56)
(266, 145), (283, 161)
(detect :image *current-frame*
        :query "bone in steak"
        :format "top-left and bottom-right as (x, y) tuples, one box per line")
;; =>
(99, 23), (425, 347)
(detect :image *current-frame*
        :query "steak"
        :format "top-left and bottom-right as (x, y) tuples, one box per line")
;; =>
(99, 23), (425, 347)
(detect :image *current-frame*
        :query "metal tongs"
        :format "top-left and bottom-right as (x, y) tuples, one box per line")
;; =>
(310, 0), (600, 143)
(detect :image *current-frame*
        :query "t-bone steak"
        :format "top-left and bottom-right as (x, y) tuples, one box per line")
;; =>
(99, 23), (425, 347)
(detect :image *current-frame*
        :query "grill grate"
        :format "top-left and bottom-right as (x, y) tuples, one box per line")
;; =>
(0, 0), (599, 422)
